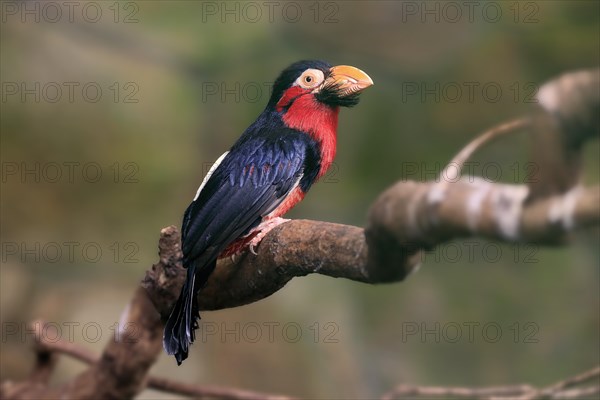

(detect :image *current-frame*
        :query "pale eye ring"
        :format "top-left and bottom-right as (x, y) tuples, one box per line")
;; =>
(297, 69), (324, 89)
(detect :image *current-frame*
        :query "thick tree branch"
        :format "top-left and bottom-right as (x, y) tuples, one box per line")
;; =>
(368, 180), (599, 248)
(143, 221), (422, 314)
(148, 174), (600, 313)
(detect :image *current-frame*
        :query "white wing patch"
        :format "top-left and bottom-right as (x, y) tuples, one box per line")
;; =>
(193, 151), (229, 201)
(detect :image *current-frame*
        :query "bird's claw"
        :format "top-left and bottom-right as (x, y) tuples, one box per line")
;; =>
(246, 217), (290, 256)
(249, 243), (259, 255)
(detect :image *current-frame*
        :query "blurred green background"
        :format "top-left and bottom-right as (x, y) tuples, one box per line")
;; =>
(1, 1), (598, 398)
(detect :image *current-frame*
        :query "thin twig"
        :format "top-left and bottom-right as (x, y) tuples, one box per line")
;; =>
(148, 376), (294, 400)
(381, 384), (535, 399)
(441, 117), (530, 180)
(33, 326), (294, 400)
(512, 366), (600, 400)
(381, 366), (600, 400)
(30, 334), (600, 400)
(33, 320), (97, 364)
(542, 365), (600, 392)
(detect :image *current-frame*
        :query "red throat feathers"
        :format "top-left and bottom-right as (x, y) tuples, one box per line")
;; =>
(277, 89), (339, 179)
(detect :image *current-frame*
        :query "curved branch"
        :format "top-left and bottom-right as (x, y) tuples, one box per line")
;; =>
(443, 117), (530, 177)
(144, 220), (422, 314)
(141, 181), (598, 314)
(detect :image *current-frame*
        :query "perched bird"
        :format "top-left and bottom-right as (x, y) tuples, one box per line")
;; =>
(164, 60), (373, 364)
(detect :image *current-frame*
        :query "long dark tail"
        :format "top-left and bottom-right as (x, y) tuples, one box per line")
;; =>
(163, 261), (215, 365)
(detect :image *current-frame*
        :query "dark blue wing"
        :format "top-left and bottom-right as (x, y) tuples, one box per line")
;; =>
(165, 124), (320, 364)
(181, 128), (317, 267)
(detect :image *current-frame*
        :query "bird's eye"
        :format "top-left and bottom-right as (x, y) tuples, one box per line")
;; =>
(296, 69), (324, 89)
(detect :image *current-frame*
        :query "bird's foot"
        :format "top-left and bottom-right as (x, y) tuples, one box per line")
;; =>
(248, 217), (290, 255)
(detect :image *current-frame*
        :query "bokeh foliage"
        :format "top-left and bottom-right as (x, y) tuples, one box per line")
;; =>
(1, 1), (598, 398)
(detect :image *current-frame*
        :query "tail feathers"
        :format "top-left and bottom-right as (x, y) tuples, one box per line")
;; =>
(163, 267), (200, 365)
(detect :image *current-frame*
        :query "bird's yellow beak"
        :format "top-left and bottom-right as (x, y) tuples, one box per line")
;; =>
(324, 65), (374, 96)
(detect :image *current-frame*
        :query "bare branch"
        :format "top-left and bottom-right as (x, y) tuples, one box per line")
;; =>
(369, 181), (599, 248)
(147, 176), (599, 314)
(381, 366), (600, 400)
(2, 320), (294, 400)
(516, 366), (600, 400)
(381, 384), (536, 399)
(3, 69), (598, 400)
(147, 377), (295, 400)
